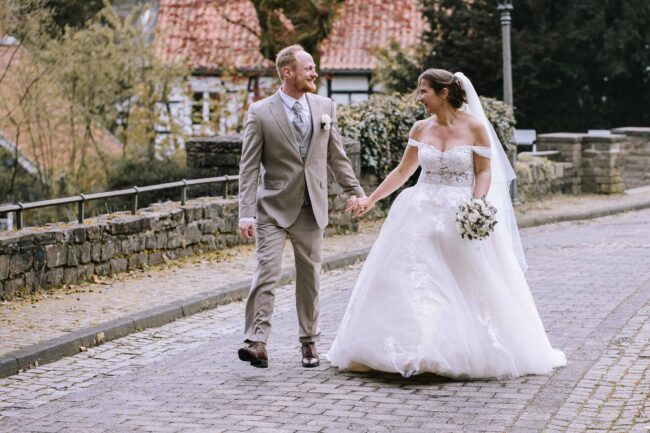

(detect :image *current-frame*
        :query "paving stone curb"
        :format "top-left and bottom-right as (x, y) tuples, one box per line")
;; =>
(517, 197), (650, 228)
(1, 196), (649, 378)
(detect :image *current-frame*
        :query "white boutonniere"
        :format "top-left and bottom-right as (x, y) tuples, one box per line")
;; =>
(320, 114), (332, 130)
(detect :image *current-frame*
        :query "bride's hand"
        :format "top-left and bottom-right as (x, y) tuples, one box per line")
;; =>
(345, 196), (360, 214)
(354, 196), (375, 217)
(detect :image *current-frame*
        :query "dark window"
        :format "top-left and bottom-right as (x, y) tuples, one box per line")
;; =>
(191, 92), (204, 125)
(208, 92), (224, 124)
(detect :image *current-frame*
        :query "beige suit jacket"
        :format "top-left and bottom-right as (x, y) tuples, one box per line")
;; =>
(238, 91), (364, 229)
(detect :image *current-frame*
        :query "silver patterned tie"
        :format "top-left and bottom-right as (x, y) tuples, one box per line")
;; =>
(291, 101), (308, 145)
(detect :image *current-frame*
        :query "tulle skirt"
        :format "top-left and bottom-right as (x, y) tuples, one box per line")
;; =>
(326, 183), (566, 379)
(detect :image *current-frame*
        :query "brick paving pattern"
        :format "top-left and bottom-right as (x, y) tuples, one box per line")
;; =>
(0, 208), (649, 432)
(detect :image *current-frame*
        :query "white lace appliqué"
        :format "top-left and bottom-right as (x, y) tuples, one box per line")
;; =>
(407, 139), (491, 188)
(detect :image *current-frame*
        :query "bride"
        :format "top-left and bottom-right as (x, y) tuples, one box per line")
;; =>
(326, 69), (566, 379)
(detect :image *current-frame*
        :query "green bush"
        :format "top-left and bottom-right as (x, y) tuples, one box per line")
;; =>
(479, 96), (516, 150)
(337, 94), (516, 181)
(337, 95), (426, 181)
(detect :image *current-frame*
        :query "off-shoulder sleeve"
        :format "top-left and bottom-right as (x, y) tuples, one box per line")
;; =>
(407, 138), (420, 148)
(471, 146), (492, 159)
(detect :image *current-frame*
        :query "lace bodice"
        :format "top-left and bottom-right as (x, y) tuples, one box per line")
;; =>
(407, 139), (491, 187)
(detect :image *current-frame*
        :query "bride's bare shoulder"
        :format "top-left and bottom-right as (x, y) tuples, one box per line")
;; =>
(409, 117), (434, 140)
(459, 113), (490, 145)
(458, 111), (479, 125)
(458, 112), (483, 132)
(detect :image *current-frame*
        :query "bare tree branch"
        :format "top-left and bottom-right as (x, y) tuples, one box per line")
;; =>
(0, 42), (22, 86)
(5, 124), (22, 202)
(217, 11), (260, 39)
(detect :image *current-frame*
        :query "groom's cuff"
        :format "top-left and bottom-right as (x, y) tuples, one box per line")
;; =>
(239, 217), (255, 222)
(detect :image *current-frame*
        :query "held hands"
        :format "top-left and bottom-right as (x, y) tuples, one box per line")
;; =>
(346, 195), (375, 218)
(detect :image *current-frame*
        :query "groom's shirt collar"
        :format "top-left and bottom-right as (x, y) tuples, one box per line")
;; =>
(279, 87), (310, 116)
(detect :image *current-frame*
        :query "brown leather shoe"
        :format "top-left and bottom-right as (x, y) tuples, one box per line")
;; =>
(301, 342), (320, 368)
(238, 341), (268, 368)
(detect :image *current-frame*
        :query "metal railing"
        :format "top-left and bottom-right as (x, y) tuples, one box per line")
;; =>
(0, 175), (238, 230)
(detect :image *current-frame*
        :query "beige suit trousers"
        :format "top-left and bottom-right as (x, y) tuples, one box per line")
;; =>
(243, 205), (323, 344)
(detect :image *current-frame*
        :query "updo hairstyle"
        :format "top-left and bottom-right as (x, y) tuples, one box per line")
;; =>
(418, 68), (467, 109)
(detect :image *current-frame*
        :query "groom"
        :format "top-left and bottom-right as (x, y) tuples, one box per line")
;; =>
(237, 45), (365, 368)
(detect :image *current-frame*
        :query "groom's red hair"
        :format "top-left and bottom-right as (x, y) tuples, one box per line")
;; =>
(276, 45), (305, 81)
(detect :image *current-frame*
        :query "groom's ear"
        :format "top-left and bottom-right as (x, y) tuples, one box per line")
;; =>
(281, 66), (293, 80)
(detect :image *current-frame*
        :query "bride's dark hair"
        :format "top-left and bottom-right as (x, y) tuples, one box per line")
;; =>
(418, 69), (467, 109)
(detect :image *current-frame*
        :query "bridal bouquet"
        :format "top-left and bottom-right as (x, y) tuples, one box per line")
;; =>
(456, 198), (498, 240)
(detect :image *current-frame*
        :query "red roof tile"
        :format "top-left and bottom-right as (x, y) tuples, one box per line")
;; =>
(155, 0), (427, 73)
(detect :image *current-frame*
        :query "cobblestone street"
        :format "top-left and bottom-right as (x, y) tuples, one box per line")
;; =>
(0, 209), (649, 433)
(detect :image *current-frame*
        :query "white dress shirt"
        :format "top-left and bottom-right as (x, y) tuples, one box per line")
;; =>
(240, 89), (312, 223)
(278, 87), (311, 124)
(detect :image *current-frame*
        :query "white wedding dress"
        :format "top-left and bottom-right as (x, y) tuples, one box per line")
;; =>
(326, 138), (567, 379)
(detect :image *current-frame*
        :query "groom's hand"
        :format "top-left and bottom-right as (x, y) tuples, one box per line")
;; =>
(345, 196), (359, 214)
(239, 220), (255, 240)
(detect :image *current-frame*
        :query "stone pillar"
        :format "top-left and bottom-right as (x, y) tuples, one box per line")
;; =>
(186, 135), (242, 196)
(611, 127), (650, 188)
(536, 133), (585, 194)
(581, 134), (627, 194)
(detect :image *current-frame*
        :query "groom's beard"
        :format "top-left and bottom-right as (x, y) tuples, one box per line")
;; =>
(300, 80), (317, 93)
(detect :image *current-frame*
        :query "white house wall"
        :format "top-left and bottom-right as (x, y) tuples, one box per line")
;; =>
(322, 74), (375, 105)
(156, 73), (374, 149)
(330, 75), (369, 91)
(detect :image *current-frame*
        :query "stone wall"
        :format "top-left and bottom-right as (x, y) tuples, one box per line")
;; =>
(535, 133), (584, 194)
(0, 135), (374, 298)
(496, 126), (650, 201)
(0, 198), (241, 300)
(515, 154), (568, 201)
(534, 129), (646, 195)
(613, 127), (650, 189)
(581, 134), (626, 193)
(186, 135), (242, 196)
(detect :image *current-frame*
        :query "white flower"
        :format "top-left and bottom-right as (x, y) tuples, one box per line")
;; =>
(456, 198), (498, 241)
(321, 114), (332, 130)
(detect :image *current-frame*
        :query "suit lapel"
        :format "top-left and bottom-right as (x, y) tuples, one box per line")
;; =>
(305, 93), (321, 162)
(268, 91), (300, 153)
